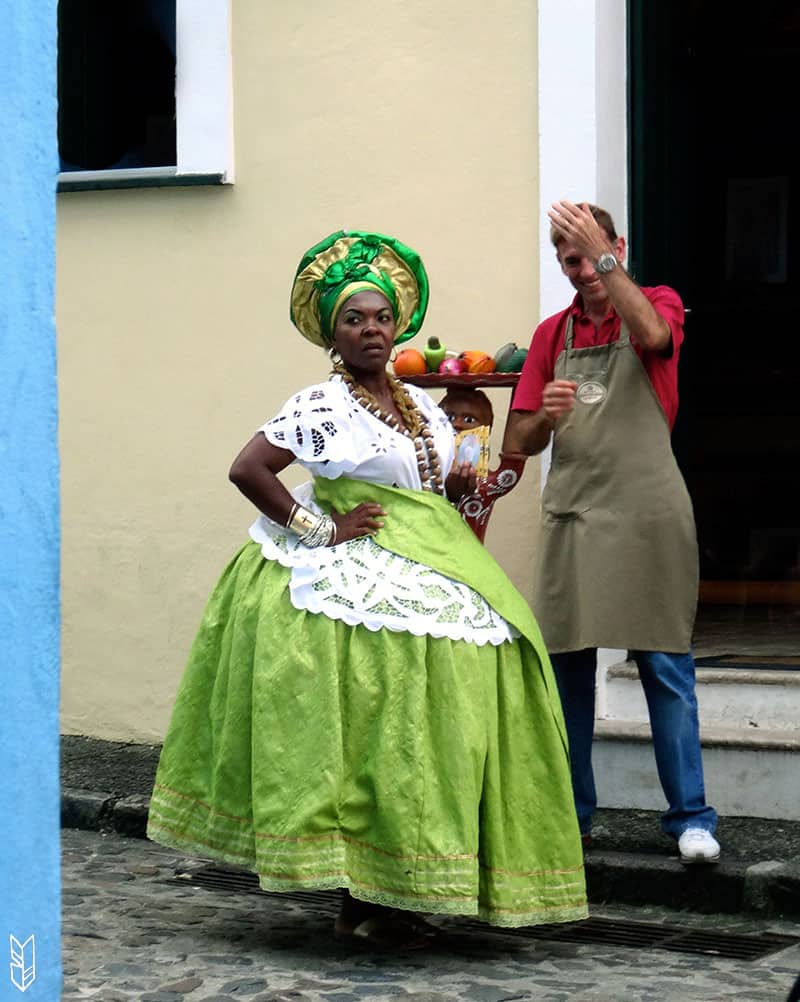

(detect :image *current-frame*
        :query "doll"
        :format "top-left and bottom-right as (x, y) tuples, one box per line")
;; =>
(440, 388), (494, 476)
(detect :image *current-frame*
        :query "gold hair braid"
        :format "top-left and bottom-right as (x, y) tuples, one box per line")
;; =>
(385, 372), (425, 438)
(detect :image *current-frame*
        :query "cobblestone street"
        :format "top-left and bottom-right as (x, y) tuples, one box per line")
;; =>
(60, 829), (800, 1002)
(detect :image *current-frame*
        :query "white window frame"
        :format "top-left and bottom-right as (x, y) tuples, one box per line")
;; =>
(57, 0), (234, 191)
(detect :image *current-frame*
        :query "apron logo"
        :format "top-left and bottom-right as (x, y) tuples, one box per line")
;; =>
(576, 380), (607, 405)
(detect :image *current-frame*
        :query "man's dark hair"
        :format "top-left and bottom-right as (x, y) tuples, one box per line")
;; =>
(550, 203), (618, 247)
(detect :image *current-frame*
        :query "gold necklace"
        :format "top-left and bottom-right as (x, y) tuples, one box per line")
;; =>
(333, 364), (444, 494)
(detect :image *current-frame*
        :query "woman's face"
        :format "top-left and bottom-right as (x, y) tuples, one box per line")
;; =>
(332, 290), (396, 378)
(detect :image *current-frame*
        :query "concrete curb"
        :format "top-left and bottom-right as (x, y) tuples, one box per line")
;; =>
(584, 850), (800, 916)
(61, 787), (800, 919)
(61, 788), (149, 840)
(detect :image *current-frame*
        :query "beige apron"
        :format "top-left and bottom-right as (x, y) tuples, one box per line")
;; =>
(533, 316), (698, 653)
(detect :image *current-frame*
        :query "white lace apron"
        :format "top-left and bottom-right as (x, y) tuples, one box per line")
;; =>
(249, 378), (516, 646)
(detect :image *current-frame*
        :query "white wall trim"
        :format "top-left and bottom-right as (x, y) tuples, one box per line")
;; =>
(595, 0), (629, 237)
(538, 0), (599, 319)
(537, 0), (629, 681)
(537, 0), (627, 325)
(176, 0), (235, 181)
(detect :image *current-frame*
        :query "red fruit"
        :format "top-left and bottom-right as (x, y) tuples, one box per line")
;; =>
(438, 356), (467, 375)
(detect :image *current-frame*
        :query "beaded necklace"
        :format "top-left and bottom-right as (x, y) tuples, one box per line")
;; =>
(333, 363), (444, 494)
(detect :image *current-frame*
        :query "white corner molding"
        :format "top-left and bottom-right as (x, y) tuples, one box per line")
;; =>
(537, 0), (627, 319)
(537, 0), (628, 677)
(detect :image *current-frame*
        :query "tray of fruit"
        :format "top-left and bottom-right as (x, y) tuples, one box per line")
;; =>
(393, 339), (527, 387)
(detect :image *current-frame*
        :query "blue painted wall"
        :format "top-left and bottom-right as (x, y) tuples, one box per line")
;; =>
(0, 4), (61, 999)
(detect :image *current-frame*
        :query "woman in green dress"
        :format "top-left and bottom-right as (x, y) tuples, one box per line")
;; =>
(147, 230), (587, 948)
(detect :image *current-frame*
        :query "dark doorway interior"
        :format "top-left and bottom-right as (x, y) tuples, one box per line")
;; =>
(628, 2), (800, 602)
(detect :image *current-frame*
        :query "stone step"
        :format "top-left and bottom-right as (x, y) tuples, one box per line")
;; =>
(592, 719), (800, 821)
(603, 660), (800, 731)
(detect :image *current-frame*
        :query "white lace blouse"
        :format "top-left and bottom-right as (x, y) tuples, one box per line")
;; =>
(249, 376), (515, 646)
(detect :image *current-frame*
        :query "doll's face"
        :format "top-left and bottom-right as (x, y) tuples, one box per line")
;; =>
(440, 392), (493, 432)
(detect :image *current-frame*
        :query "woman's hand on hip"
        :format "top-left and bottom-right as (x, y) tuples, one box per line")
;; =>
(331, 503), (386, 543)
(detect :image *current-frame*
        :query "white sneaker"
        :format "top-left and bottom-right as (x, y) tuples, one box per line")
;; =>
(678, 828), (720, 864)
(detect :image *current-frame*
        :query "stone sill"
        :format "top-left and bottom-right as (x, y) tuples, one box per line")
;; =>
(595, 719), (800, 752)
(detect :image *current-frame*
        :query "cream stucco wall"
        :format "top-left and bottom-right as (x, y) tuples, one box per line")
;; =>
(57, 0), (543, 742)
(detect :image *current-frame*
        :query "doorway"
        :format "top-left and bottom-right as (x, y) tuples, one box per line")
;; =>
(628, 1), (800, 651)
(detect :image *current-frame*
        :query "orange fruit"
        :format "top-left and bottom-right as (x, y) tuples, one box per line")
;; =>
(459, 350), (496, 374)
(393, 348), (427, 376)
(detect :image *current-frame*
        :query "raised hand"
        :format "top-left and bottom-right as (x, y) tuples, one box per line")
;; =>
(547, 200), (610, 259)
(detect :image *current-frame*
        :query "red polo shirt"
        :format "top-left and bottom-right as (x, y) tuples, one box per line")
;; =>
(512, 286), (685, 430)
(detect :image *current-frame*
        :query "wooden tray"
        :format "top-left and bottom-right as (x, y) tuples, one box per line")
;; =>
(399, 372), (521, 389)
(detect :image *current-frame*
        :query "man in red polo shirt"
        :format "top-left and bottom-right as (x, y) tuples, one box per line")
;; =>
(503, 200), (719, 863)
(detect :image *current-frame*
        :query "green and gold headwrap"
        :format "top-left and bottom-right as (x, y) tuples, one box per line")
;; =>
(290, 230), (429, 348)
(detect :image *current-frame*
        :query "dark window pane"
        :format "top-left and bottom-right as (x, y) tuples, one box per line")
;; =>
(58, 0), (176, 171)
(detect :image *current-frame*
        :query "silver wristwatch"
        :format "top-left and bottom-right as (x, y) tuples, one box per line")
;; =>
(595, 252), (618, 274)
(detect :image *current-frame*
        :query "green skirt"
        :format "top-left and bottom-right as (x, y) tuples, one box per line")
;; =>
(147, 482), (587, 928)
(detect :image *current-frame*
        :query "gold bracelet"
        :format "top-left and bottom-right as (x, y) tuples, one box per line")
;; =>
(287, 505), (318, 537)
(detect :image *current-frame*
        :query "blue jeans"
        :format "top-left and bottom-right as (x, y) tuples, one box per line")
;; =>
(551, 648), (718, 840)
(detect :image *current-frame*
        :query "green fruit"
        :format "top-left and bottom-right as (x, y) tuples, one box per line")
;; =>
(508, 348), (528, 372)
(423, 336), (447, 371)
(494, 342), (518, 372)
